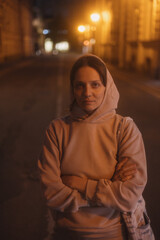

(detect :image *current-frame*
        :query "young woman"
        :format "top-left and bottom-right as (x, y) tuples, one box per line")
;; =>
(38, 54), (153, 240)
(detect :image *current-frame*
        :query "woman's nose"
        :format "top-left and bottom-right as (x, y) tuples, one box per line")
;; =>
(83, 85), (91, 97)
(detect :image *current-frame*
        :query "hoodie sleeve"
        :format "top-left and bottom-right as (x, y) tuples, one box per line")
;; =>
(85, 117), (147, 212)
(38, 123), (88, 213)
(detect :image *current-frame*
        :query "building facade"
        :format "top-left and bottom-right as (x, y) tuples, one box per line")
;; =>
(125, 0), (160, 76)
(93, 0), (160, 77)
(0, 0), (33, 63)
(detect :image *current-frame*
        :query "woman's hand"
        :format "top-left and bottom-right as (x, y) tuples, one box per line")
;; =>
(112, 158), (137, 182)
(62, 158), (136, 194)
(61, 175), (87, 194)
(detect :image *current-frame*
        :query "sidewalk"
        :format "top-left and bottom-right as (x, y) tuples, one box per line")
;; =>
(107, 64), (160, 100)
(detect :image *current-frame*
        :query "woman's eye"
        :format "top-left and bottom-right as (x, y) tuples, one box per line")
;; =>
(74, 83), (84, 89)
(91, 82), (100, 88)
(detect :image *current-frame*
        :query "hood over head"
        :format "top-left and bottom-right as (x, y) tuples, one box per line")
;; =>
(70, 54), (119, 122)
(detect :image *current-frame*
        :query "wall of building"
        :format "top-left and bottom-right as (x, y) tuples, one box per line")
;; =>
(93, 0), (160, 77)
(127, 0), (160, 76)
(0, 0), (33, 63)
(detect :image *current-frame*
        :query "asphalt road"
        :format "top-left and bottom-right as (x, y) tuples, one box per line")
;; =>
(0, 53), (160, 239)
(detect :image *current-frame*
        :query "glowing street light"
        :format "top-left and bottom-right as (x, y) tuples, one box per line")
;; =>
(83, 40), (90, 46)
(90, 13), (100, 22)
(78, 25), (86, 33)
(44, 38), (53, 52)
(102, 11), (111, 22)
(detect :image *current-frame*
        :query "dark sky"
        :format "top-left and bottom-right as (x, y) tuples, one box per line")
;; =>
(33, 0), (98, 44)
(34, 0), (97, 21)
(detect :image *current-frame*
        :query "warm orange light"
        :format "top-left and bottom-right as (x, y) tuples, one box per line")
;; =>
(78, 25), (86, 33)
(102, 11), (111, 22)
(83, 40), (90, 46)
(90, 13), (100, 22)
(90, 26), (96, 31)
(90, 38), (96, 45)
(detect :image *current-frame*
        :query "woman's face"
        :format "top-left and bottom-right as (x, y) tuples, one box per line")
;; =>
(73, 66), (106, 113)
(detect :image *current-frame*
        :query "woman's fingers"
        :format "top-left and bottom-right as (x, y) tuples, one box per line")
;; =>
(117, 167), (137, 181)
(122, 168), (137, 177)
(116, 157), (128, 171)
(112, 159), (137, 182)
(121, 175), (135, 182)
(61, 175), (87, 193)
(116, 157), (137, 173)
(118, 169), (136, 180)
(120, 164), (137, 174)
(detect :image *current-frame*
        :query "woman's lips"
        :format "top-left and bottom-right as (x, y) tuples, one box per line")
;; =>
(82, 100), (95, 104)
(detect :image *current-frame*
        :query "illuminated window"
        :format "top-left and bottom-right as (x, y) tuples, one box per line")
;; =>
(44, 38), (53, 52)
(55, 41), (69, 51)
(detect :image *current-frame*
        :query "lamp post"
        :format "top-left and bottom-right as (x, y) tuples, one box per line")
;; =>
(90, 11), (111, 56)
(78, 24), (93, 53)
(76, 11), (111, 55)
(77, 25), (86, 52)
(90, 13), (100, 54)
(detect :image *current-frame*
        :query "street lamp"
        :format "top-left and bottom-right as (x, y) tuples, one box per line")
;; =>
(102, 11), (111, 23)
(89, 13), (101, 53)
(77, 25), (86, 33)
(90, 13), (100, 23)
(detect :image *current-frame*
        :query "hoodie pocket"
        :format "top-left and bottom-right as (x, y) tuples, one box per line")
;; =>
(122, 210), (155, 240)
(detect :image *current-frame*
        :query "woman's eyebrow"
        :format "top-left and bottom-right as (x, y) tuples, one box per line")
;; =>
(76, 80), (101, 82)
(89, 80), (102, 83)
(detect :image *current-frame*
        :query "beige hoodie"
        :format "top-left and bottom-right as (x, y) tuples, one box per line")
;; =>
(38, 63), (147, 238)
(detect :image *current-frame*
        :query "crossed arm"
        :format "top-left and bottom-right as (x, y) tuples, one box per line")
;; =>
(62, 157), (137, 195)
(39, 118), (147, 213)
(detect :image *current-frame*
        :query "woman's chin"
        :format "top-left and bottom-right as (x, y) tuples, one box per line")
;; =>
(82, 107), (96, 114)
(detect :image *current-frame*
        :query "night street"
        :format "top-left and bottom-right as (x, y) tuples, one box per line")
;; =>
(0, 54), (160, 239)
